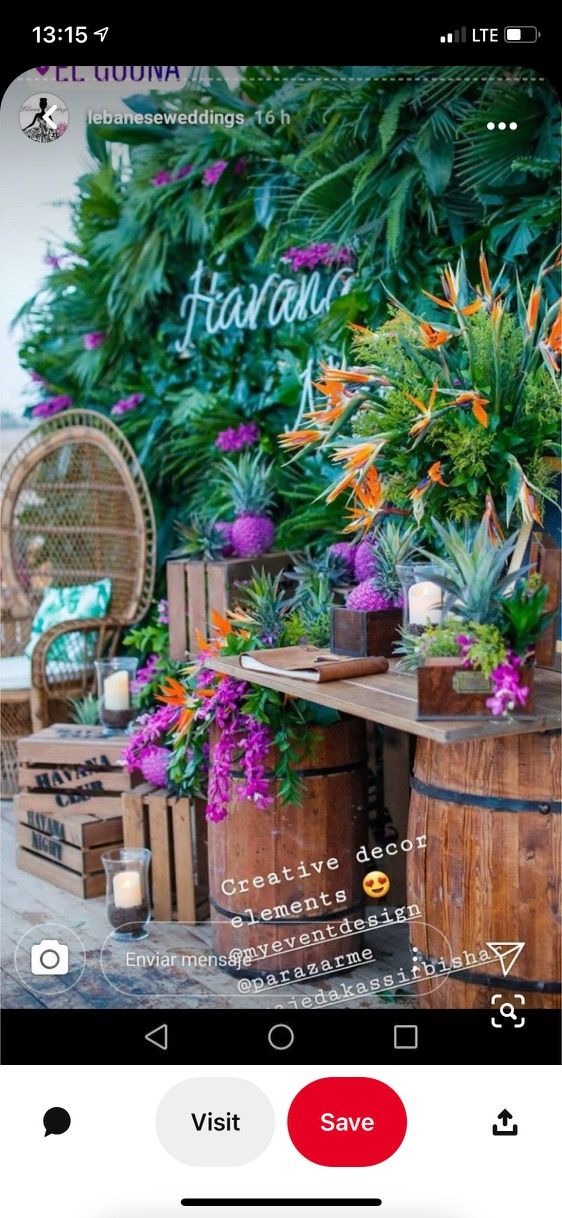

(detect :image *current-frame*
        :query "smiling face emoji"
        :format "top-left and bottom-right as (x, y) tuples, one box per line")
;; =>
(363, 870), (390, 899)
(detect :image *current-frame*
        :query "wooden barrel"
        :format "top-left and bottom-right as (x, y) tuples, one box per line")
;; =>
(207, 718), (368, 976)
(408, 732), (561, 1009)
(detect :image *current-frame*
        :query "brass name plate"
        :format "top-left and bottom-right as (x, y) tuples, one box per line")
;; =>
(452, 671), (492, 694)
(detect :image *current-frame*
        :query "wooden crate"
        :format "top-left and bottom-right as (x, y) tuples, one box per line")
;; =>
(14, 801), (123, 899)
(167, 552), (291, 660)
(122, 786), (209, 923)
(15, 723), (132, 898)
(417, 657), (535, 719)
(330, 605), (402, 658)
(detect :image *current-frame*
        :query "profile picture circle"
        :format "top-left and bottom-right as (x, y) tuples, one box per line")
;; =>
(19, 93), (68, 143)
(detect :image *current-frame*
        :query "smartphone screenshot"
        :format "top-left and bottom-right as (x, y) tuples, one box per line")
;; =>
(1, 22), (560, 1217)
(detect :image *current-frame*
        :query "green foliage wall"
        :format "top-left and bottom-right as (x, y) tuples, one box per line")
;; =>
(16, 66), (560, 566)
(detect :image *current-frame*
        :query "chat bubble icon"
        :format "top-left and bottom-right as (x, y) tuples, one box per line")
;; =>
(43, 1107), (71, 1137)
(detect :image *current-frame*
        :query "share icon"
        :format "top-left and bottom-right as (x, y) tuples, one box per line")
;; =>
(486, 942), (525, 978)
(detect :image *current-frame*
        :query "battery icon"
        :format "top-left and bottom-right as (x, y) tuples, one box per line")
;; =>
(505, 26), (539, 42)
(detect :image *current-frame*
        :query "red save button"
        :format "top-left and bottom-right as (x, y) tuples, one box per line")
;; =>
(287, 1076), (407, 1166)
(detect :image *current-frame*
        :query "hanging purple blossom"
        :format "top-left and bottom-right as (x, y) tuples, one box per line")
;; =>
(151, 170), (173, 186)
(111, 392), (145, 417)
(487, 653), (530, 716)
(31, 394), (73, 419)
(203, 159), (228, 186)
(215, 421), (260, 452)
(175, 164), (193, 179)
(281, 243), (356, 273)
(238, 717), (272, 809)
(123, 704), (179, 774)
(83, 331), (105, 350)
(157, 598), (169, 625)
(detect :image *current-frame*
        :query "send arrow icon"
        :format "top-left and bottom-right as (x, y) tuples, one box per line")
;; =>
(145, 1023), (168, 1051)
(486, 942), (525, 977)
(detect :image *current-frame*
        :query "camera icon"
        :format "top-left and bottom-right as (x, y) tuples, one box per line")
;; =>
(30, 939), (69, 976)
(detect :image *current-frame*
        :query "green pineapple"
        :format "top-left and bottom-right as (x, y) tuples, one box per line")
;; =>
(67, 693), (100, 725)
(425, 517), (521, 623)
(232, 568), (291, 645)
(221, 453), (275, 557)
(173, 514), (229, 561)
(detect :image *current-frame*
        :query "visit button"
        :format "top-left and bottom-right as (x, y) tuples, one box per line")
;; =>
(287, 1076), (407, 1166)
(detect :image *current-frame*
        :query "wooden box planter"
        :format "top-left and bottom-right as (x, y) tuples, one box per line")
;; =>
(15, 723), (136, 898)
(122, 785), (209, 923)
(167, 552), (291, 660)
(417, 657), (535, 720)
(330, 605), (402, 658)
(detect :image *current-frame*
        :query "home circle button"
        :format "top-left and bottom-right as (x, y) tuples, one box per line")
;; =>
(268, 1023), (294, 1051)
(288, 1076), (407, 1166)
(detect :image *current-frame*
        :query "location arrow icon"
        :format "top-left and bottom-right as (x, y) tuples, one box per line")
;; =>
(486, 942), (525, 977)
(145, 1023), (168, 1051)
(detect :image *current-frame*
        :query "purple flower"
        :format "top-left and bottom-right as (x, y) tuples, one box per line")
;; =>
(131, 654), (159, 694)
(175, 164), (193, 179)
(203, 159), (228, 186)
(139, 745), (171, 787)
(233, 158), (248, 175)
(111, 392), (144, 417)
(281, 243), (356, 273)
(123, 704), (179, 773)
(83, 331), (105, 350)
(151, 170), (173, 186)
(29, 370), (47, 385)
(31, 394), (73, 419)
(215, 421), (260, 452)
(157, 598), (169, 625)
(486, 653), (529, 716)
(44, 254), (62, 269)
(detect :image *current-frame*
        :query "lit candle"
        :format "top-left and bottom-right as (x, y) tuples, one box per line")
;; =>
(103, 670), (130, 711)
(113, 870), (142, 909)
(409, 580), (442, 626)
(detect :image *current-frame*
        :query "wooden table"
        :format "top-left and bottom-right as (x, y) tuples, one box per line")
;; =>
(206, 656), (561, 742)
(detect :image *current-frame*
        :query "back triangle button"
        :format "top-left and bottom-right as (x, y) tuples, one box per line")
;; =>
(486, 942), (525, 978)
(145, 1023), (168, 1051)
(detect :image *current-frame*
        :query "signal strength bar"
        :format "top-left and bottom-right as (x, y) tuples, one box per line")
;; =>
(440, 28), (467, 43)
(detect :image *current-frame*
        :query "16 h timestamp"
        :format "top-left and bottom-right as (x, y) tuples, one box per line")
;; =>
(255, 109), (290, 125)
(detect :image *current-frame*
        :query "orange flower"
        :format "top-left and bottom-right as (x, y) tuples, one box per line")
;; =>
(343, 468), (383, 533)
(479, 248), (493, 300)
(410, 461), (447, 501)
(332, 441), (380, 469)
(408, 380), (439, 436)
(319, 361), (373, 384)
(210, 609), (232, 638)
(422, 264), (482, 316)
(278, 428), (322, 450)
(547, 302), (562, 354)
(311, 378), (346, 405)
(156, 677), (189, 707)
(326, 469), (358, 503)
(526, 286), (542, 333)
(427, 461), (448, 486)
(520, 480), (542, 526)
(482, 493), (505, 544)
(304, 402), (347, 425)
(419, 323), (452, 349)
(347, 322), (375, 336)
(451, 391), (489, 427)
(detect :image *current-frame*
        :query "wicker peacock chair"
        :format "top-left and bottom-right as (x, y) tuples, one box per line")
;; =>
(1, 410), (156, 793)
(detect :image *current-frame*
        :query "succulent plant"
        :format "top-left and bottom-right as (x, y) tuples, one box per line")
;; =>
(232, 568), (291, 646)
(423, 517), (522, 623)
(67, 692), (100, 725)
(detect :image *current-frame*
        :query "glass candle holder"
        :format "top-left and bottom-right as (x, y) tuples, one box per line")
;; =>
(95, 657), (138, 732)
(102, 848), (151, 941)
(396, 562), (445, 634)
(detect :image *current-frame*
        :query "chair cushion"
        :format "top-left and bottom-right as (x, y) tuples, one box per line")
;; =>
(0, 655), (32, 690)
(24, 579), (112, 665)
